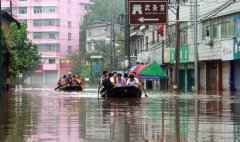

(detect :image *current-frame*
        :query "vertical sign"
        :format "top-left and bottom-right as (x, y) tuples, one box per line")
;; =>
(128, 0), (168, 24)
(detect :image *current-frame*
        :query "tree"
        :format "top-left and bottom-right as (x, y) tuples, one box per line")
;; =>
(67, 52), (91, 78)
(0, 29), (9, 90)
(6, 23), (40, 84)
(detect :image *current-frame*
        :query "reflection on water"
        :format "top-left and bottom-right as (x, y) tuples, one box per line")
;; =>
(0, 90), (240, 142)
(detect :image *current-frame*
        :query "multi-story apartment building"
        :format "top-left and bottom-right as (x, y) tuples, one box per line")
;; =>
(2, 0), (87, 87)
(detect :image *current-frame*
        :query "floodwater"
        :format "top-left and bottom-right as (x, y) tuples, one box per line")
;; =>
(0, 89), (240, 142)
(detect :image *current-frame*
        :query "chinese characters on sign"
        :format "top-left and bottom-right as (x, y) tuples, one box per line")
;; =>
(128, 0), (168, 24)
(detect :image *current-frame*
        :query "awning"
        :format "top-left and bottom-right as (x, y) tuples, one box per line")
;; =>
(139, 63), (167, 80)
(128, 64), (145, 77)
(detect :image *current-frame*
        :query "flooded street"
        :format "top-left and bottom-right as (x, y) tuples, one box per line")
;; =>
(0, 89), (240, 142)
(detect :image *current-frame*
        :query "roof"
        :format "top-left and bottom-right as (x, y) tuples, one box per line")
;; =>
(0, 11), (20, 28)
(212, 1), (240, 18)
(201, 1), (240, 20)
(87, 21), (111, 29)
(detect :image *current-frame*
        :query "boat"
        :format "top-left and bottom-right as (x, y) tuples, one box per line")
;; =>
(55, 85), (83, 92)
(101, 86), (142, 98)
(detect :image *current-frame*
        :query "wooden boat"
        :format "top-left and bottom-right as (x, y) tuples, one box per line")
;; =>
(101, 86), (142, 98)
(56, 85), (83, 92)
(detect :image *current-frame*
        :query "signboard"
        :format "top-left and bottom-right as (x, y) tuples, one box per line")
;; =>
(128, 0), (168, 24)
(163, 44), (194, 64)
(169, 44), (190, 64)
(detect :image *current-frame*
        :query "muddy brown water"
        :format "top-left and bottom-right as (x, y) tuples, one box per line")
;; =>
(0, 89), (240, 142)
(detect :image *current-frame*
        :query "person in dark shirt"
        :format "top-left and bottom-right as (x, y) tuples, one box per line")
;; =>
(101, 72), (114, 97)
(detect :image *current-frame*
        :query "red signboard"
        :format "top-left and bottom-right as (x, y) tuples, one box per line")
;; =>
(128, 0), (168, 24)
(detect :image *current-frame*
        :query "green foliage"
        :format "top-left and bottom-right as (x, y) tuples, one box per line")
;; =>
(0, 29), (8, 87)
(72, 64), (91, 78)
(68, 52), (91, 78)
(6, 23), (40, 83)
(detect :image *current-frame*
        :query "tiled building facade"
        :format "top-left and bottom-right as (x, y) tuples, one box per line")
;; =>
(2, 0), (87, 87)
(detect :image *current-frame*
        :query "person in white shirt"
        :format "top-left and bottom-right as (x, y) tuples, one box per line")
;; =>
(115, 73), (126, 87)
(126, 74), (140, 87)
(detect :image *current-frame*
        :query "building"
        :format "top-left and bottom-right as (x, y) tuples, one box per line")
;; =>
(132, 0), (240, 93)
(86, 21), (111, 53)
(2, 0), (87, 87)
(0, 11), (20, 91)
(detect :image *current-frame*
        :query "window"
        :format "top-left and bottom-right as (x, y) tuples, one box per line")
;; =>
(48, 58), (56, 64)
(221, 20), (234, 38)
(68, 33), (72, 40)
(235, 16), (240, 37)
(202, 24), (211, 40)
(67, 46), (72, 53)
(152, 31), (155, 44)
(68, 21), (72, 28)
(33, 32), (59, 39)
(167, 26), (176, 48)
(37, 44), (60, 52)
(33, 19), (60, 26)
(33, 6), (57, 14)
(2, 7), (11, 13)
(19, 7), (27, 14)
(212, 23), (220, 39)
(88, 31), (92, 36)
(19, 19), (27, 24)
(145, 36), (149, 51)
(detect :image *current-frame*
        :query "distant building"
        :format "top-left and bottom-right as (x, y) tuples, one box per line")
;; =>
(2, 0), (87, 87)
(86, 21), (111, 53)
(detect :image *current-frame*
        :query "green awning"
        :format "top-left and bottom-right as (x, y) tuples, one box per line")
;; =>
(139, 63), (167, 80)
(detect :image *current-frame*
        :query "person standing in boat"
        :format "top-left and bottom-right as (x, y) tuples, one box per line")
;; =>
(126, 74), (140, 87)
(98, 71), (108, 93)
(115, 73), (126, 87)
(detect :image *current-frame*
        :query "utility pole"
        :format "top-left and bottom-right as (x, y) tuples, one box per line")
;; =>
(0, 0), (2, 29)
(174, 0), (180, 93)
(193, 0), (199, 93)
(125, 0), (131, 69)
(10, 0), (12, 16)
(110, 0), (116, 71)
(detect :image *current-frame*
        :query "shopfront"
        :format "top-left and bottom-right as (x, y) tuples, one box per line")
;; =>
(164, 44), (194, 92)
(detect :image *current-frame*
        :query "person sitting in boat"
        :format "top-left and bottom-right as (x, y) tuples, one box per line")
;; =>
(72, 75), (81, 86)
(100, 71), (108, 84)
(65, 72), (73, 86)
(76, 75), (84, 85)
(126, 74), (140, 87)
(115, 73), (126, 87)
(123, 73), (128, 81)
(55, 75), (68, 90)
(110, 72), (118, 86)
